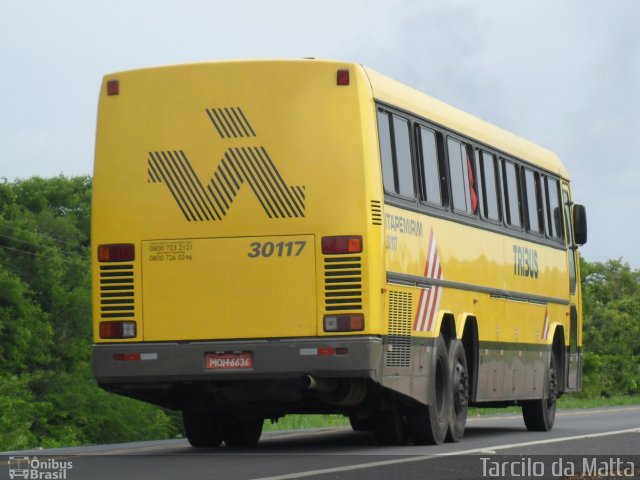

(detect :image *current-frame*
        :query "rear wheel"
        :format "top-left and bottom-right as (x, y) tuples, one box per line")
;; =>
(406, 334), (451, 445)
(372, 407), (408, 445)
(522, 353), (558, 431)
(223, 416), (264, 448)
(183, 411), (224, 448)
(445, 340), (469, 442)
(349, 415), (372, 432)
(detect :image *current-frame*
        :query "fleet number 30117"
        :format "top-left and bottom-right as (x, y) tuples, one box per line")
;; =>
(248, 241), (306, 258)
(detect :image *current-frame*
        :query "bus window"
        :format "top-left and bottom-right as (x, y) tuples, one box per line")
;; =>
(546, 177), (563, 239)
(377, 111), (395, 194)
(502, 159), (521, 227)
(447, 138), (477, 215)
(418, 126), (443, 205)
(524, 168), (542, 234)
(540, 173), (549, 236)
(377, 110), (414, 198)
(393, 116), (414, 198)
(475, 149), (500, 222)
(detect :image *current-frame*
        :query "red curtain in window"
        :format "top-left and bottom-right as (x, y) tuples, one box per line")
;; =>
(466, 156), (478, 213)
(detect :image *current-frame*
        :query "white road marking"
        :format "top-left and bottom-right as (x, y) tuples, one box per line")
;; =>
(253, 427), (640, 480)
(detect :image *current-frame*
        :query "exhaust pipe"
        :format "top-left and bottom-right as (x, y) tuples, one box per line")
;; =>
(302, 375), (338, 393)
(302, 375), (367, 406)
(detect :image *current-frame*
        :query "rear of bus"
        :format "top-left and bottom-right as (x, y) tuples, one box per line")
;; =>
(91, 60), (386, 440)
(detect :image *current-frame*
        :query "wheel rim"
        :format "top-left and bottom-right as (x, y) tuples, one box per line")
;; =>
(452, 360), (469, 414)
(547, 365), (557, 409)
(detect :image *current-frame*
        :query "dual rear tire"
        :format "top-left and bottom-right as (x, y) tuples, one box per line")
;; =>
(375, 335), (470, 445)
(183, 411), (263, 448)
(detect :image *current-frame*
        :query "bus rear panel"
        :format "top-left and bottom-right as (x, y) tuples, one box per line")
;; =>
(92, 60), (387, 415)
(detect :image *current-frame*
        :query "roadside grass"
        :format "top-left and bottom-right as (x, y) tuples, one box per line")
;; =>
(262, 395), (640, 431)
(556, 394), (640, 409)
(263, 414), (350, 431)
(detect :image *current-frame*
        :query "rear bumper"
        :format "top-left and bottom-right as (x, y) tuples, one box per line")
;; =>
(93, 336), (384, 385)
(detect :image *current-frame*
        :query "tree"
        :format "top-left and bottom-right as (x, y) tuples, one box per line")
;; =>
(0, 176), (182, 450)
(580, 257), (640, 396)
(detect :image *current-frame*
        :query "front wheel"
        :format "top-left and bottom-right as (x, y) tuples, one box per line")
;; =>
(522, 353), (558, 431)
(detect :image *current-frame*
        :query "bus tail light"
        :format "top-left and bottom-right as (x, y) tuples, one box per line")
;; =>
(337, 69), (350, 86)
(107, 79), (120, 96)
(321, 236), (362, 254)
(98, 244), (135, 262)
(324, 314), (364, 332)
(100, 321), (136, 339)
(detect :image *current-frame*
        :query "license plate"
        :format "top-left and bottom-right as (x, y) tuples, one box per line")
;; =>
(205, 352), (253, 370)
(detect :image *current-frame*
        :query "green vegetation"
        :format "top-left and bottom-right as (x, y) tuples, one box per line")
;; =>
(0, 176), (182, 450)
(263, 415), (350, 432)
(0, 176), (638, 450)
(580, 257), (640, 397)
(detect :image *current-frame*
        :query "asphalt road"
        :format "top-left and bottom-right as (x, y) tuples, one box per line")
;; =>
(3, 405), (640, 479)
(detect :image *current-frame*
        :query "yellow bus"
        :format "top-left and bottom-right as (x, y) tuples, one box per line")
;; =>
(92, 59), (587, 447)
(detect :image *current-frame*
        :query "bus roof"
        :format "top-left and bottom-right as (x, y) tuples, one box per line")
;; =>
(102, 58), (569, 179)
(361, 65), (569, 179)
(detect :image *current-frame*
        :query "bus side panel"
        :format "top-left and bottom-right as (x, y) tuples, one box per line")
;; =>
(381, 204), (569, 403)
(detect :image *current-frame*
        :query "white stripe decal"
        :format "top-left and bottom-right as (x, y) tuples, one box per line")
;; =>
(414, 229), (444, 332)
(542, 310), (549, 340)
(428, 273), (443, 331)
(417, 289), (429, 331)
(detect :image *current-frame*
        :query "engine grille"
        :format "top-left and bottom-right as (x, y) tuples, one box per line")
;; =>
(386, 290), (413, 367)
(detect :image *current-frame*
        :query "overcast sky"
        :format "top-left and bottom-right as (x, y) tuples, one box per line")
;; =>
(1, 0), (638, 266)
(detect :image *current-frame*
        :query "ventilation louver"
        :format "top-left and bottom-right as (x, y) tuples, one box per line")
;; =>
(386, 291), (413, 367)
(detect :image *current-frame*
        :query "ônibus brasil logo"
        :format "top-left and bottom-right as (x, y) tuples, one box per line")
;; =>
(147, 107), (305, 222)
(8, 456), (72, 479)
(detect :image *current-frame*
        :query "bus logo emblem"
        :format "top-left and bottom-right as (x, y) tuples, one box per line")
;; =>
(147, 108), (305, 221)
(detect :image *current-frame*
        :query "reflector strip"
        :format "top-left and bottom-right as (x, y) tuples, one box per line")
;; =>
(318, 347), (335, 356)
(113, 353), (140, 361)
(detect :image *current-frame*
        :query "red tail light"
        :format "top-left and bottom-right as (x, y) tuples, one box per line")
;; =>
(322, 236), (362, 255)
(100, 321), (136, 339)
(98, 244), (135, 262)
(337, 69), (350, 86)
(107, 79), (120, 96)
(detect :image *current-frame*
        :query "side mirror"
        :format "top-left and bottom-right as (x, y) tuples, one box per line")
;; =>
(572, 204), (587, 246)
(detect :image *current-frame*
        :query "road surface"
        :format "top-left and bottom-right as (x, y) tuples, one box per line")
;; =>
(2, 405), (639, 479)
